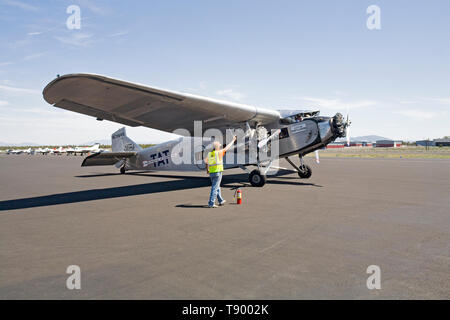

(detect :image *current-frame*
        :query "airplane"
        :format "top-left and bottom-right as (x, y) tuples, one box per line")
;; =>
(73, 143), (103, 156)
(24, 147), (35, 155)
(50, 146), (66, 155)
(43, 74), (349, 187)
(35, 147), (51, 155)
(4, 147), (35, 154)
(9, 148), (25, 154)
(65, 146), (77, 155)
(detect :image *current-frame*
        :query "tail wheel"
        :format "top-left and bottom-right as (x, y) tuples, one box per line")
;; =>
(298, 165), (312, 179)
(249, 169), (267, 187)
(120, 166), (126, 174)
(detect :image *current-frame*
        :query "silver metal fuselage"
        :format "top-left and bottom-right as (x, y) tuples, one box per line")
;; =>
(123, 116), (339, 172)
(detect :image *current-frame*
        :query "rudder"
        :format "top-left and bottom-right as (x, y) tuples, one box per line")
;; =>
(111, 127), (142, 152)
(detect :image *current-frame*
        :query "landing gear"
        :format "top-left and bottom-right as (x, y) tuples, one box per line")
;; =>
(120, 166), (126, 174)
(238, 121), (274, 187)
(298, 164), (312, 179)
(249, 169), (267, 187)
(285, 155), (313, 179)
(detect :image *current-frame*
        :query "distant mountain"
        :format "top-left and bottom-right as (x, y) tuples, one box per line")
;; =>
(336, 135), (390, 142)
(80, 139), (111, 146)
(81, 139), (155, 146)
(0, 142), (40, 147)
(0, 135), (394, 147)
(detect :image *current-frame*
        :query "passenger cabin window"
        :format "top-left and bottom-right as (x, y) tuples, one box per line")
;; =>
(279, 128), (289, 139)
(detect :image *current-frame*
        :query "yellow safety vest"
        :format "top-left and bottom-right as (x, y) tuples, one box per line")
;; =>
(208, 150), (223, 173)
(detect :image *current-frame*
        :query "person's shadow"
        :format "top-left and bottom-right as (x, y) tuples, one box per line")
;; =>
(175, 204), (210, 208)
(175, 170), (322, 208)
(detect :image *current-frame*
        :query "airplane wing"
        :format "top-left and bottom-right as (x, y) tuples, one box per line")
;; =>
(81, 151), (137, 167)
(43, 74), (281, 135)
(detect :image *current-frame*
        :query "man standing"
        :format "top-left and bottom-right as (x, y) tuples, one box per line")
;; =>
(205, 136), (237, 208)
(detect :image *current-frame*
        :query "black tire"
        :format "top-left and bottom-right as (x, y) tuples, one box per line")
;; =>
(298, 165), (312, 179)
(120, 166), (126, 174)
(249, 169), (267, 187)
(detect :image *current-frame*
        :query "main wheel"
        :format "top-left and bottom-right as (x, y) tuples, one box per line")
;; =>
(249, 169), (267, 187)
(120, 166), (126, 174)
(298, 165), (312, 179)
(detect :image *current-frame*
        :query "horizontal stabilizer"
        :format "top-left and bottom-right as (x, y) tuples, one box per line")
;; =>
(81, 151), (137, 167)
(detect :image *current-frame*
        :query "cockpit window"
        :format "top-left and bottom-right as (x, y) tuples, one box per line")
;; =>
(279, 110), (320, 124)
(280, 114), (303, 124)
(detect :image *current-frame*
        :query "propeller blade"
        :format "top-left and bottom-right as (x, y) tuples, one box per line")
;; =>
(346, 125), (351, 147)
(315, 150), (320, 164)
(258, 129), (281, 149)
(345, 109), (351, 146)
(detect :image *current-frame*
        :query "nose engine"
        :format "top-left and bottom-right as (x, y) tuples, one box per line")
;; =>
(331, 113), (347, 138)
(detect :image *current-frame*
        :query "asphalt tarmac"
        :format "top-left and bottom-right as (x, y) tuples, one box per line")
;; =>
(0, 154), (449, 299)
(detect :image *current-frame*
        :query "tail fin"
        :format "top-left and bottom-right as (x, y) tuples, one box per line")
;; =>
(111, 127), (142, 152)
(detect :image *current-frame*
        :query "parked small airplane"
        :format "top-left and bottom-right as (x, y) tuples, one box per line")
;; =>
(74, 143), (103, 156)
(24, 147), (35, 155)
(50, 146), (66, 155)
(43, 74), (349, 187)
(9, 148), (25, 154)
(65, 146), (76, 155)
(7, 147), (35, 154)
(35, 147), (51, 155)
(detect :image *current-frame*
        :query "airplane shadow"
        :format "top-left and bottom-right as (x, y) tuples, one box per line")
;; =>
(0, 171), (321, 211)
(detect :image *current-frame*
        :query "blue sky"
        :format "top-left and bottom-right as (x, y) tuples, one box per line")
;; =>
(1, 0), (449, 144)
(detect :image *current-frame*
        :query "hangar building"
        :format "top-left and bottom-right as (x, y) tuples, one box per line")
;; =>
(434, 138), (450, 146)
(416, 140), (436, 147)
(375, 140), (402, 148)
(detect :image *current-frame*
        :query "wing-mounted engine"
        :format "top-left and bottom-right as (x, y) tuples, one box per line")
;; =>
(227, 123), (276, 153)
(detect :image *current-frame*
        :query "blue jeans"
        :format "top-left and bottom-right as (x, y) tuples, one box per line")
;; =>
(208, 172), (224, 206)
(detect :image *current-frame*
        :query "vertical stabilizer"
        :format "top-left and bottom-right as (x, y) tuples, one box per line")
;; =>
(111, 127), (142, 152)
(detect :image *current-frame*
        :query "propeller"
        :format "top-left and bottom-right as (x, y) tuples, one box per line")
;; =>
(345, 111), (352, 146)
(315, 150), (320, 164)
(258, 129), (281, 150)
(245, 122), (255, 139)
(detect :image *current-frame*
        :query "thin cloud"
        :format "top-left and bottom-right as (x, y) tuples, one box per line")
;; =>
(109, 31), (129, 37)
(0, 84), (39, 94)
(2, 0), (38, 11)
(54, 33), (94, 47)
(23, 52), (47, 61)
(431, 98), (450, 105)
(294, 96), (376, 110)
(398, 100), (419, 105)
(185, 81), (208, 93)
(398, 97), (450, 106)
(332, 90), (347, 96)
(0, 61), (13, 67)
(6, 38), (32, 49)
(216, 89), (246, 102)
(394, 110), (438, 120)
(27, 31), (43, 36)
(76, 0), (110, 15)
(0, 100), (9, 106)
